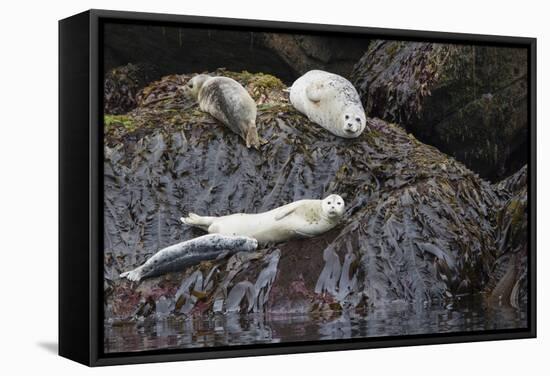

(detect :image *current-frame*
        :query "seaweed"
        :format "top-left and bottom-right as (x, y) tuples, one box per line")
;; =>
(103, 70), (527, 323)
(351, 41), (528, 181)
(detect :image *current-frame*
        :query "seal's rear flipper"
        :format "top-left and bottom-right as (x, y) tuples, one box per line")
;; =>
(305, 82), (325, 103)
(245, 125), (261, 150)
(181, 213), (215, 231)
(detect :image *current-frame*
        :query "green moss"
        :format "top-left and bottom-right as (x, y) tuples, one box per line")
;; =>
(104, 114), (135, 132)
(219, 69), (284, 90)
(251, 73), (284, 90)
(508, 199), (525, 228)
(218, 69), (254, 83)
(234, 70), (254, 82)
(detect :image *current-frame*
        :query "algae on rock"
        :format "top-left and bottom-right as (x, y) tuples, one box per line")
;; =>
(351, 41), (528, 181)
(104, 63), (161, 115)
(485, 166), (528, 310)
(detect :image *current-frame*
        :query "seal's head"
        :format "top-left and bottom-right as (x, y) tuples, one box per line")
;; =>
(228, 235), (258, 252)
(321, 194), (345, 219)
(340, 111), (366, 138)
(186, 74), (211, 99)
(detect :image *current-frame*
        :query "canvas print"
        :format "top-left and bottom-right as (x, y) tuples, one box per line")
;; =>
(102, 21), (530, 354)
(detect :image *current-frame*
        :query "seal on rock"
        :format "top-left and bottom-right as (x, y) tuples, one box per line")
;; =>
(186, 74), (261, 149)
(181, 194), (345, 244)
(119, 234), (258, 282)
(289, 70), (366, 138)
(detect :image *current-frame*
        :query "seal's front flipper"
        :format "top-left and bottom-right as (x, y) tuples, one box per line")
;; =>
(274, 207), (296, 221)
(294, 229), (316, 238)
(215, 250), (230, 261)
(305, 82), (325, 103)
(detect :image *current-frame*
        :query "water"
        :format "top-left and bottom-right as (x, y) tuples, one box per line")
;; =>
(104, 297), (527, 353)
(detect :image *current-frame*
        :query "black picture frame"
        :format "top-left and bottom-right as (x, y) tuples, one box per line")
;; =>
(59, 9), (537, 367)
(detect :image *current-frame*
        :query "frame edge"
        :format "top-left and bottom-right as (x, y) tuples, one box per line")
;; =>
(64, 8), (537, 366)
(59, 10), (93, 366)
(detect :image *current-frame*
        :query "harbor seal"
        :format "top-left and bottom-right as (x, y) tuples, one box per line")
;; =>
(289, 70), (366, 138)
(186, 74), (261, 149)
(181, 194), (345, 244)
(119, 234), (258, 282)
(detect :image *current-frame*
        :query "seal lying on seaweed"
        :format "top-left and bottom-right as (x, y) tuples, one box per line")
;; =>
(181, 194), (345, 244)
(290, 70), (366, 138)
(186, 74), (262, 149)
(120, 234), (258, 282)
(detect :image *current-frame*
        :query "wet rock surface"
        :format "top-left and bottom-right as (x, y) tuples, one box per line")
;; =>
(104, 71), (528, 324)
(351, 41), (528, 181)
(104, 24), (297, 84)
(103, 23), (370, 86)
(261, 33), (371, 78)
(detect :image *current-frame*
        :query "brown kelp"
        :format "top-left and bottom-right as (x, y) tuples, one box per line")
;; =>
(351, 41), (528, 181)
(485, 166), (528, 310)
(104, 63), (161, 115)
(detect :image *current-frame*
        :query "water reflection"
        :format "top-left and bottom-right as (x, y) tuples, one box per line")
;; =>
(104, 298), (527, 353)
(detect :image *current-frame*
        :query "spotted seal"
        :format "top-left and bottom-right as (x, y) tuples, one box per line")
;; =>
(120, 234), (258, 282)
(289, 70), (366, 138)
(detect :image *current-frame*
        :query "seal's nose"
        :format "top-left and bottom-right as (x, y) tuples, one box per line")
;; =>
(345, 123), (358, 133)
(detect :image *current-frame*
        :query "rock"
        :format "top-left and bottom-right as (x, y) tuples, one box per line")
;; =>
(351, 41), (528, 181)
(260, 34), (371, 78)
(103, 24), (371, 86)
(104, 24), (298, 83)
(103, 71), (527, 322)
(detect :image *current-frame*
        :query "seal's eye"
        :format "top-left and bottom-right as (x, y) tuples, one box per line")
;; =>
(345, 115), (350, 120)
(188, 83), (193, 88)
(327, 201), (331, 205)
(356, 117), (361, 122)
(337, 202), (341, 205)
